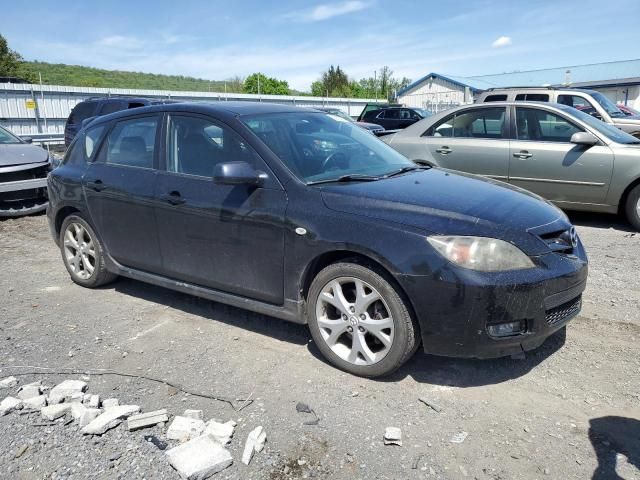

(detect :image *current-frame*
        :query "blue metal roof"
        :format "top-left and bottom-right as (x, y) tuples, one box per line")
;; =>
(397, 59), (640, 97)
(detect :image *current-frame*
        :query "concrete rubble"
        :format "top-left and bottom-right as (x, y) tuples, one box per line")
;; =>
(17, 384), (41, 400)
(102, 398), (119, 409)
(81, 405), (140, 435)
(204, 419), (236, 445)
(167, 416), (206, 442)
(166, 434), (233, 479)
(84, 394), (100, 408)
(41, 403), (72, 421)
(383, 427), (402, 446)
(183, 409), (203, 420)
(23, 395), (47, 410)
(242, 426), (267, 465)
(47, 380), (87, 404)
(79, 408), (102, 428)
(128, 409), (169, 431)
(0, 396), (23, 416)
(0, 376), (18, 389)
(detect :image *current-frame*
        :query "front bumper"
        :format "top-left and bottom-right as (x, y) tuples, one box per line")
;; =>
(0, 163), (49, 217)
(399, 246), (588, 359)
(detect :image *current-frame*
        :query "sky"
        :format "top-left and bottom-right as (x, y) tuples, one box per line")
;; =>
(2, 0), (639, 91)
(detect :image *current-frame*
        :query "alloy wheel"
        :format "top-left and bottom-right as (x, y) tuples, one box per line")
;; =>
(315, 276), (395, 366)
(63, 222), (96, 280)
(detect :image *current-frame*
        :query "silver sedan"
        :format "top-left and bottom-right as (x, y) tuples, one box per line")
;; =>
(382, 101), (640, 230)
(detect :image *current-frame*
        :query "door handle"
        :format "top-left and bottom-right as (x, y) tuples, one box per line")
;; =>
(513, 151), (533, 159)
(86, 179), (103, 192)
(160, 191), (186, 206)
(435, 146), (452, 154)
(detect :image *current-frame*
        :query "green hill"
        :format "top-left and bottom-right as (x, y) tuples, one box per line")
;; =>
(20, 61), (243, 93)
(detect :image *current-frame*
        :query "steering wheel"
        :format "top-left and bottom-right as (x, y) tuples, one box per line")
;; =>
(321, 151), (349, 171)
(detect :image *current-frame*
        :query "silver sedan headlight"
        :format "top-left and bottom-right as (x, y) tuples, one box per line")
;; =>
(427, 236), (535, 272)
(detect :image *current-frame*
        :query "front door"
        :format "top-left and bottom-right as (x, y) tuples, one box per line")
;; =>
(154, 113), (287, 305)
(83, 114), (163, 271)
(508, 106), (613, 205)
(423, 106), (510, 180)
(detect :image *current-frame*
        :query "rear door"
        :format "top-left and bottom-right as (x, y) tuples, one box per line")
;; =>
(83, 114), (163, 271)
(153, 113), (287, 304)
(508, 106), (614, 205)
(422, 106), (510, 180)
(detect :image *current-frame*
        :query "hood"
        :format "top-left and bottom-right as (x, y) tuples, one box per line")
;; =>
(614, 116), (640, 125)
(0, 143), (49, 166)
(320, 168), (569, 255)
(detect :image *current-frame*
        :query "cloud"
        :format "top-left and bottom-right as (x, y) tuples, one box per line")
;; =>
(491, 36), (512, 48)
(97, 35), (144, 49)
(285, 1), (370, 22)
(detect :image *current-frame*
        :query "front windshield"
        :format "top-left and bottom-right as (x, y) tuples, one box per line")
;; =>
(328, 110), (355, 123)
(0, 126), (22, 144)
(242, 112), (415, 183)
(591, 91), (625, 118)
(414, 108), (432, 118)
(569, 107), (640, 144)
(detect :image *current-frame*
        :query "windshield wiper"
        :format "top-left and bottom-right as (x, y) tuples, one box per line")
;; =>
(307, 174), (383, 185)
(384, 165), (431, 178)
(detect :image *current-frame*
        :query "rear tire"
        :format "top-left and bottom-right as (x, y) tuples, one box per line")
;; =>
(307, 261), (420, 378)
(625, 184), (640, 231)
(59, 214), (117, 288)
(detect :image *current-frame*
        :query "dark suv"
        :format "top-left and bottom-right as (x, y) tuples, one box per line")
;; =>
(362, 107), (431, 130)
(47, 102), (587, 377)
(64, 97), (160, 146)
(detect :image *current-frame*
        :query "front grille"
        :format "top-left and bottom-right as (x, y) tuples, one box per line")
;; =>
(538, 228), (575, 254)
(0, 164), (49, 204)
(546, 295), (581, 327)
(0, 164), (49, 183)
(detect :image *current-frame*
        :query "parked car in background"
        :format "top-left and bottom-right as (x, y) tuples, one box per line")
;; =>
(316, 107), (384, 134)
(475, 87), (640, 138)
(0, 125), (50, 216)
(617, 104), (640, 117)
(356, 103), (402, 122)
(361, 106), (432, 130)
(48, 102), (587, 377)
(64, 97), (162, 146)
(383, 101), (640, 229)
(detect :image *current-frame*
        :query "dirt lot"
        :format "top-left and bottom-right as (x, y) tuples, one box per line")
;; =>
(0, 212), (639, 480)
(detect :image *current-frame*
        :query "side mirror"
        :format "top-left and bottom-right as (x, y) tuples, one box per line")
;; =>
(570, 132), (598, 146)
(22, 136), (33, 144)
(213, 161), (265, 186)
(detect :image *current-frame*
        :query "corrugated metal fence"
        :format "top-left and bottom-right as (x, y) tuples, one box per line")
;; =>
(0, 83), (380, 137)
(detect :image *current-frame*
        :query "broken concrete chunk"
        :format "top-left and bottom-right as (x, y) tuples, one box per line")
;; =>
(70, 402), (88, 421)
(0, 396), (23, 415)
(69, 392), (84, 403)
(102, 398), (119, 409)
(48, 380), (87, 404)
(166, 416), (206, 442)
(79, 408), (102, 428)
(383, 427), (402, 446)
(17, 385), (42, 400)
(183, 409), (204, 420)
(204, 420), (236, 445)
(41, 403), (71, 421)
(242, 426), (267, 465)
(166, 434), (233, 479)
(86, 395), (100, 408)
(128, 409), (169, 431)
(81, 405), (140, 435)
(0, 376), (18, 389)
(23, 395), (47, 410)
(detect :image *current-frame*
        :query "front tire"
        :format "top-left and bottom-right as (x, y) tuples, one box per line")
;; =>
(307, 261), (419, 377)
(59, 214), (117, 288)
(625, 184), (640, 231)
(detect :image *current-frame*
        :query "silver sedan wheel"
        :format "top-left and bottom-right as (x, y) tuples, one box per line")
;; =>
(637, 197), (640, 218)
(63, 222), (96, 280)
(315, 276), (395, 366)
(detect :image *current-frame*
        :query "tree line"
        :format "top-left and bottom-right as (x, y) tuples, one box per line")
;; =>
(1, 34), (409, 100)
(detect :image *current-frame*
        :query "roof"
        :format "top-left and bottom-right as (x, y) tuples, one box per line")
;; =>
(397, 59), (640, 98)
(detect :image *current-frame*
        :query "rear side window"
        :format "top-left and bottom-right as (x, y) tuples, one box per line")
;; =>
(84, 125), (106, 160)
(100, 116), (158, 169)
(557, 95), (598, 115)
(68, 101), (98, 125)
(99, 101), (126, 116)
(515, 93), (550, 102)
(425, 107), (506, 139)
(384, 109), (400, 119)
(515, 108), (582, 142)
(484, 94), (507, 102)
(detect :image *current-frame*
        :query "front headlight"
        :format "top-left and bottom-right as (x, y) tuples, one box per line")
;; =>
(426, 236), (535, 272)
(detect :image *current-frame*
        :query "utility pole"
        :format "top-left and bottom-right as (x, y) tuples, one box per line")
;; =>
(374, 70), (377, 101)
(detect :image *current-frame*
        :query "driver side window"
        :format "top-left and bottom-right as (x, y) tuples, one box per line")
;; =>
(167, 115), (260, 177)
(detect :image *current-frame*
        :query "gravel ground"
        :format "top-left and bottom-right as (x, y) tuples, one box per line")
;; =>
(0, 212), (639, 480)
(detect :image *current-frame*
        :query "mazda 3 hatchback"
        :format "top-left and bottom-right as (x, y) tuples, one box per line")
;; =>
(47, 102), (588, 377)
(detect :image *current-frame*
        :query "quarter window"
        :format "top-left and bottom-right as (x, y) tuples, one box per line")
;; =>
(84, 125), (106, 160)
(514, 93), (550, 102)
(515, 108), (582, 142)
(484, 94), (507, 102)
(167, 115), (258, 177)
(102, 117), (158, 169)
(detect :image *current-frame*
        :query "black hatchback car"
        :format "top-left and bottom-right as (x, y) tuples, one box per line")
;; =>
(47, 102), (588, 377)
(362, 106), (432, 130)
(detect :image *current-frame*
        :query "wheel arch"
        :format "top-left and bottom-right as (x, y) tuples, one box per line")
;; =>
(618, 176), (640, 216)
(54, 206), (82, 238)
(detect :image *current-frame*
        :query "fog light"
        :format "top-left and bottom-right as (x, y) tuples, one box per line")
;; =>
(487, 321), (525, 338)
